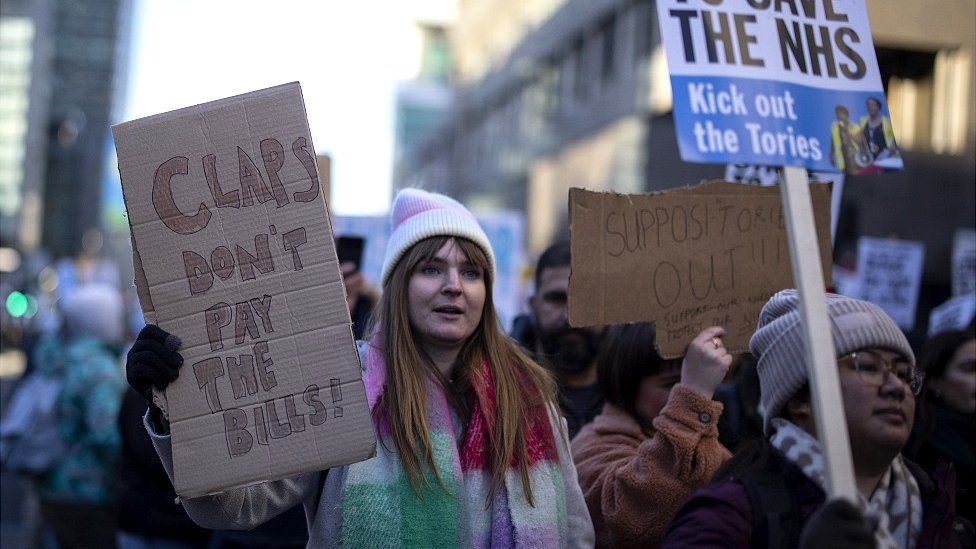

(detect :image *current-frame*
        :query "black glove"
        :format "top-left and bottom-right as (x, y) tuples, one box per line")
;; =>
(126, 324), (184, 405)
(800, 499), (874, 549)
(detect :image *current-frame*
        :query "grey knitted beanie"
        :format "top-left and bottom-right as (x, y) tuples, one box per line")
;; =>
(750, 289), (914, 434)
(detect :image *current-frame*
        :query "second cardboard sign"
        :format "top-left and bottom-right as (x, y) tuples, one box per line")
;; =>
(568, 181), (832, 358)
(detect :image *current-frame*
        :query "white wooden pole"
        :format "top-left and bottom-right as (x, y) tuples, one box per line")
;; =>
(780, 166), (858, 502)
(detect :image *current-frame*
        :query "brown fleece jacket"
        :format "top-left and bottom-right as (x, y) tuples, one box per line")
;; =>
(571, 384), (731, 549)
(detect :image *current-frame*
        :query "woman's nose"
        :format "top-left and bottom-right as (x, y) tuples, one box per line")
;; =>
(879, 369), (907, 398)
(442, 269), (462, 295)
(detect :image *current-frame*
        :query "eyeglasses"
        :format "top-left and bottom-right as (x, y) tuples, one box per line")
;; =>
(840, 350), (924, 396)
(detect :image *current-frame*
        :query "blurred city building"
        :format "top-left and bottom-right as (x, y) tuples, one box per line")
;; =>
(398, 0), (975, 338)
(392, 3), (456, 191)
(399, 0), (682, 251)
(0, 0), (133, 257)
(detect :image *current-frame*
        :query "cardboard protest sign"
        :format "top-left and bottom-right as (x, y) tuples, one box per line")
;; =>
(657, 0), (902, 174)
(852, 237), (925, 331)
(114, 83), (375, 497)
(568, 181), (832, 357)
(952, 228), (976, 297)
(928, 293), (976, 337)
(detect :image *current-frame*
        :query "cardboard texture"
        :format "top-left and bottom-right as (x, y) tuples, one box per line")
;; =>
(568, 181), (832, 358)
(114, 83), (375, 498)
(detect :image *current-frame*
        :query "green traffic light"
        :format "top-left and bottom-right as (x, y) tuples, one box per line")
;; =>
(6, 291), (28, 318)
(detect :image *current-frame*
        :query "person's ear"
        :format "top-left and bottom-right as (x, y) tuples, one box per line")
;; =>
(528, 294), (538, 312)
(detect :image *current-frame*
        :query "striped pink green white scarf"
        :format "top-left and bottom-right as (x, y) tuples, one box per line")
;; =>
(339, 343), (570, 548)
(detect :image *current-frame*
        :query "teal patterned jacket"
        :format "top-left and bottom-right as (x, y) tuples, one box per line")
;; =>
(34, 335), (125, 504)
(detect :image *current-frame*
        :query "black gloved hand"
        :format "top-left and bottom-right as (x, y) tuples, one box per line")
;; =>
(800, 499), (874, 549)
(126, 324), (184, 405)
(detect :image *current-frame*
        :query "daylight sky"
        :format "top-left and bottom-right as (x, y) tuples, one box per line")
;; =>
(124, 1), (439, 215)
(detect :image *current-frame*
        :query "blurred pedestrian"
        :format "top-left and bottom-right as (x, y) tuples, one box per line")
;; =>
(512, 241), (605, 439)
(126, 188), (594, 547)
(571, 323), (731, 548)
(340, 259), (379, 341)
(38, 283), (126, 549)
(907, 326), (975, 525)
(664, 290), (970, 548)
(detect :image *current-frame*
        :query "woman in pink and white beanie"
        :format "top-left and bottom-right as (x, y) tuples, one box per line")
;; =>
(137, 187), (594, 548)
(340, 187), (592, 547)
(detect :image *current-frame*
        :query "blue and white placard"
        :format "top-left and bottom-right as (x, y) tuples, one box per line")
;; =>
(657, 0), (903, 174)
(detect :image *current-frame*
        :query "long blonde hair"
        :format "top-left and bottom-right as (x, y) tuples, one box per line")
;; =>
(368, 236), (556, 505)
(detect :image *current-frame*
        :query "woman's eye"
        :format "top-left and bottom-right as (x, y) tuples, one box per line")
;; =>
(421, 265), (439, 275)
(858, 363), (881, 373)
(462, 269), (481, 280)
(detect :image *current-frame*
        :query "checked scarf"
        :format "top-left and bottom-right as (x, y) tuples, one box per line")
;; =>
(770, 418), (923, 549)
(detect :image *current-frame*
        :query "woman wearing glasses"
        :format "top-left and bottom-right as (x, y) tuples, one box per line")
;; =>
(662, 290), (969, 549)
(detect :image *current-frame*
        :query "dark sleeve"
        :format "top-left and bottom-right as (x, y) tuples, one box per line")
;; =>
(351, 294), (376, 341)
(119, 387), (166, 473)
(661, 481), (754, 549)
(119, 388), (214, 541)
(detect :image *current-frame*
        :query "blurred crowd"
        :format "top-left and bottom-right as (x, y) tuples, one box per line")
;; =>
(0, 194), (973, 548)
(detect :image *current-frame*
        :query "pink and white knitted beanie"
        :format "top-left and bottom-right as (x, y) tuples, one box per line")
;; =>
(380, 188), (495, 286)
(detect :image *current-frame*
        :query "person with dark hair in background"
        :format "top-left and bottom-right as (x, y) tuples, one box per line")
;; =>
(341, 261), (379, 341)
(907, 326), (975, 525)
(571, 323), (732, 548)
(714, 353), (764, 453)
(663, 290), (970, 548)
(116, 387), (212, 549)
(513, 241), (605, 439)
